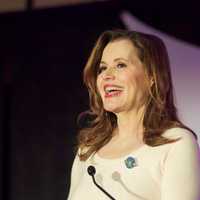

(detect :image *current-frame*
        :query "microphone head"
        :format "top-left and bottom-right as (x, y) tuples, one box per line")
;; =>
(87, 165), (96, 176)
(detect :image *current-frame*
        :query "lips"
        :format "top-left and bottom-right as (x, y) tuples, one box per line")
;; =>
(103, 84), (123, 98)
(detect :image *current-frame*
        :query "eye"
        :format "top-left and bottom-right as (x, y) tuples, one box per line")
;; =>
(97, 66), (107, 75)
(116, 62), (127, 68)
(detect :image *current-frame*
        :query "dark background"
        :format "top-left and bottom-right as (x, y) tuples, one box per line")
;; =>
(1, 1), (200, 199)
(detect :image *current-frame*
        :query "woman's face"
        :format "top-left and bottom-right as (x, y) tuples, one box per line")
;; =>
(96, 39), (149, 114)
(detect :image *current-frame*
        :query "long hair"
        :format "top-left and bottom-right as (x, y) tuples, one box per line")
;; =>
(77, 29), (197, 161)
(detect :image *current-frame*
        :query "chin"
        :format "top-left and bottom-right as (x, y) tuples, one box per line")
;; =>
(104, 105), (124, 114)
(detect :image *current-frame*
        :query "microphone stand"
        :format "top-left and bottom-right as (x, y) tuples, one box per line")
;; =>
(91, 174), (116, 200)
(88, 166), (116, 200)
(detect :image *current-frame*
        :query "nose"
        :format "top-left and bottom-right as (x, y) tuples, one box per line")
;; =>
(103, 67), (115, 80)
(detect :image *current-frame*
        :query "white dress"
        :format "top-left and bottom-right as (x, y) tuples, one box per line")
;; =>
(67, 128), (200, 200)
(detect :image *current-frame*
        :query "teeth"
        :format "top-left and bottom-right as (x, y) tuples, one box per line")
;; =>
(105, 87), (122, 93)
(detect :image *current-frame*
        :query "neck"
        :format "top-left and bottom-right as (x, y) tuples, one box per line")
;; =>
(114, 106), (145, 142)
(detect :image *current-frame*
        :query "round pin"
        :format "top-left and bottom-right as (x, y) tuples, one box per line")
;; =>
(124, 156), (137, 169)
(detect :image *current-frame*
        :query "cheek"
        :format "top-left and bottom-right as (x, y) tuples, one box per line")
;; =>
(134, 73), (149, 99)
(96, 77), (103, 95)
(125, 71), (147, 92)
(122, 72), (138, 87)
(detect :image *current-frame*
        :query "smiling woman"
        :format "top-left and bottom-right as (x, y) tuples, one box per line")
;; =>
(67, 29), (200, 200)
(96, 39), (149, 115)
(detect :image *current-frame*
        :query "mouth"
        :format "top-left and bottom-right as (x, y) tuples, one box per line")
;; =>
(103, 84), (124, 98)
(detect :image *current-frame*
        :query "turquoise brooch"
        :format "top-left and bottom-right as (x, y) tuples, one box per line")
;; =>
(124, 156), (137, 169)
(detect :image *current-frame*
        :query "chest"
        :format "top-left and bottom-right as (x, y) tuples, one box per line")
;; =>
(97, 140), (145, 159)
(71, 154), (162, 200)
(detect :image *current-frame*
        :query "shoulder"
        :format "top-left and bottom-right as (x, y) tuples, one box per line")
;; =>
(151, 127), (200, 162)
(162, 127), (197, 144)
(160, 128), (200, 199)
(71, 148), (87, 174)
(161, 127), (200, 160)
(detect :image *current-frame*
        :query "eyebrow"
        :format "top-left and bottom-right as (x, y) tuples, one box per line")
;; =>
(100, 57), (129, 64)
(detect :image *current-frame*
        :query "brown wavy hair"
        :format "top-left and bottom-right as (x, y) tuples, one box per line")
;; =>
(77, 29), (197, 161)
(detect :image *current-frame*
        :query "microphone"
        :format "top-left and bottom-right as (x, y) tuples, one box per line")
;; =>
(87, 165), (116, 200)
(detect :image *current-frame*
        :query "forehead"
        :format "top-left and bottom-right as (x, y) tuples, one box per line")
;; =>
(101, 39), (138, 62)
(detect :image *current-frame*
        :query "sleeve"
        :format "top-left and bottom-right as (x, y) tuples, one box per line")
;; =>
(67, 151), (84, 200)
(161, 130), (200, 200)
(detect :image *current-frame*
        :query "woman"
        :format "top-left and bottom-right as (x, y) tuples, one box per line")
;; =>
(67, 30), (200, 200)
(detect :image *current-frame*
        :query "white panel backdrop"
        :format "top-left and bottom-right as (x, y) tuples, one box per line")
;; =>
(120, 11), (200, 144)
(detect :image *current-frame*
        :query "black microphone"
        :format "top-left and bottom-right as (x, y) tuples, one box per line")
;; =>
(87, 165), (116, 200)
